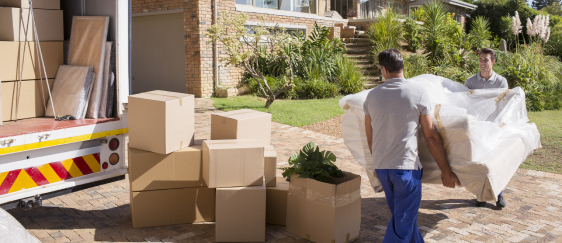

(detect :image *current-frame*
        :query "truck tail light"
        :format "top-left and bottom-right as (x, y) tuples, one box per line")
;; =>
(102, 162), (109, 170)
(109, 153), (119, 165)
(109, 138), (120, 151)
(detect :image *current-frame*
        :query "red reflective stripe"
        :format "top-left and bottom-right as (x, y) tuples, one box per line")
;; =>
(49, 162), (73, 180)
(72, 156), (94, 175)
(24, 167), (49, 186)
(0, 170), (21, 195)
(93, 153), (101, 163)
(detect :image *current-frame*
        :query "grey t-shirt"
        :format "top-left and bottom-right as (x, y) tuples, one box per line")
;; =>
(465, 71), (508, 89)
(363, 78), (431, 170)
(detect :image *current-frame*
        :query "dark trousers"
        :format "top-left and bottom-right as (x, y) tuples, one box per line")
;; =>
(375, 169), (425, 243)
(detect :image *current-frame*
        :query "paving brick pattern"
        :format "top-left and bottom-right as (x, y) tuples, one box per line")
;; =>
(8, 99), (562, 242)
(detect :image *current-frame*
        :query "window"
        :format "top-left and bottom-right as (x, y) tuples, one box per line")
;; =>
(238, 0), (317, 14)
(409, 5), (421, 17)
(387, 1), (401, 13)
(255, 0), (280, 9)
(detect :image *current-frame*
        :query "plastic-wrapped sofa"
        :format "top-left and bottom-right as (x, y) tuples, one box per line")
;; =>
(340, 74), (541, 202)
(0, 208), (39, 243)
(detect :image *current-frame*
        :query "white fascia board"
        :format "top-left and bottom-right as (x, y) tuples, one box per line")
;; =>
(236, 4), (348, 22)
(245, 21), (307, 30)
(446, 0), (477, 10)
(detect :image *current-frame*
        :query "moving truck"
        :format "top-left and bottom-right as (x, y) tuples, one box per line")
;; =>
(0, 0), (130, 209)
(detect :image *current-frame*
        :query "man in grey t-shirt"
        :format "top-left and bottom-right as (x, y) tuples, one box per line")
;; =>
(464, 48), (508, 90)
(364, 49), (460, 243)
(465, 48), (508, 208)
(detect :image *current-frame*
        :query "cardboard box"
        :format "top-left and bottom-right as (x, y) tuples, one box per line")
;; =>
(266, 178), (288, 225)
(1, 79), (53, 121)
(202, 139), (264, 188)
(286, 172), (361, 243)
(216, 185), (266, 242)
(264, 146), (277, 187)
(128, 145), (205, 192)
(128, 90), (195, 154)
(0, 41), (63, 81)
(211, 109), (272, 147)
(130, 187), (215, 228)
(0, 0), (60, 9)
(0, 8), (63, 41)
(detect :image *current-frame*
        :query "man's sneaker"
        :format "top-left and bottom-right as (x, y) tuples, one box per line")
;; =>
(496, 194), (507, 208)
(475, 200), (486, 207)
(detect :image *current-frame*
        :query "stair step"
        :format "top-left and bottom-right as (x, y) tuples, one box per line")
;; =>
(346, 48), (371, 54)
(345, 42), (370, 47)
(343, 38), (370, 43)
(346, 54), (370, 59)
(356, 64), (374, 69)
(362, 69), (379, 75)
(357, 33), (369, 38)
(350, 59), (372, 64)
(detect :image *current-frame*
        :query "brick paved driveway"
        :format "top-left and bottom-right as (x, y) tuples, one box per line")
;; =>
(8, 99), (562, 242)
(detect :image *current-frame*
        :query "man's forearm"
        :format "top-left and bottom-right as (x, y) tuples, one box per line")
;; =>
(426, 136), (452, 175)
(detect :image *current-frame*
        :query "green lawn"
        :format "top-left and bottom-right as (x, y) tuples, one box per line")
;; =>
(211, 96), (345, 127)
(520, 110), (562, 173)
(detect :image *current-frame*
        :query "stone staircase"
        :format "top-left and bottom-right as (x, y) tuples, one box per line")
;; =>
(343, 30), (382, 89)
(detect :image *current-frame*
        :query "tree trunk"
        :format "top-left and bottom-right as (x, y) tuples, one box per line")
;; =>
(264, 96), (275, 108)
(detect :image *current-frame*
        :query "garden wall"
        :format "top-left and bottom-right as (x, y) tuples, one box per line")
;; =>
(132, 0), (348, 98)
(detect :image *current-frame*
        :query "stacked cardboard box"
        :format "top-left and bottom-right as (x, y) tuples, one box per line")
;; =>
(208, 109), (275, 242)
(127, 90), (210, 228)
(0, 0), (64, 122)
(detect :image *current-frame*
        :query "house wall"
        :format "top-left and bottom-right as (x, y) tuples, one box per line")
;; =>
(132, 0), (348, 97)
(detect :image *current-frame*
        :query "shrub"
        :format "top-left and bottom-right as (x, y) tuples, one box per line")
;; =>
(334, 55), (364, 94)
(367, 8), (404, 56)
(295, 78), (339, 99)
(468, 16), (493, 51)
(404, 18), (423, 52)
(403, 54), (430, 79)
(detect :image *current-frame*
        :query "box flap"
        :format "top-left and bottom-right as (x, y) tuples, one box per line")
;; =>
(216, 109), (271, 120)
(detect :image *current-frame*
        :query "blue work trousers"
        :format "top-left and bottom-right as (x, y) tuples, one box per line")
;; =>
(375, 169), (424, 243)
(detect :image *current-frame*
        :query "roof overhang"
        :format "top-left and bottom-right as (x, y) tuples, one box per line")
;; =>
(444, 0), (477, 10)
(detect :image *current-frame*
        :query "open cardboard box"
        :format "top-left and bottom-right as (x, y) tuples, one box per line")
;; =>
(286, 172), (361, 243)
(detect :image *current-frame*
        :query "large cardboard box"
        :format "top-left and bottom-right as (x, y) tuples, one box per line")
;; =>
(128, 90), (195, 154)
(202, 139), (264, 188)
(128, 145), (204, 192)
(286, 172), (361, 243)
(211, 109), (272, 147)
(216, 185), (266, 242)
(264, 146), (277, 187)
(0, 8), (63, 41)
(130, 187), (215, 228)
(1, 79), (53, 121)
(0, 41), (63, 82)
(0, 0), (60, 9)
(266, 178), (288, 225)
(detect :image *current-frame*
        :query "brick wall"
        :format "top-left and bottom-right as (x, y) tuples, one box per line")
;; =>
(132, 0), (348, 97)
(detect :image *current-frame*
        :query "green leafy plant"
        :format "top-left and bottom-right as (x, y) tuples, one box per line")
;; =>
(367, 8), (404, 56)
(404, 18), (423, 52)
(404, 54), (430, 79)
(334, 55), (364, 94)
(280, 142), (344, 182)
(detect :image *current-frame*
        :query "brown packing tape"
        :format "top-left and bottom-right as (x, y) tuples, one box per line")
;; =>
(434, 104), (451, 156)
(306, 234), (310, 240)
(346, 233), (350, 241)
(342, 103), (350, 110)
(467, 90), (475, 95)
(495, 89), (511, 103)
(219, 110), (260, 124)
(288, 185), (360, 207)
(145, 92), (185, 106)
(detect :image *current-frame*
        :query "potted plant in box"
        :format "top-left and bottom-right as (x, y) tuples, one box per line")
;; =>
(280, 142), (361, 243)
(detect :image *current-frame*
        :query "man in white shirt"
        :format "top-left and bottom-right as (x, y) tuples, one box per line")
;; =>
(364, 49), (460, 243)
(465, 48), (509, 208)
